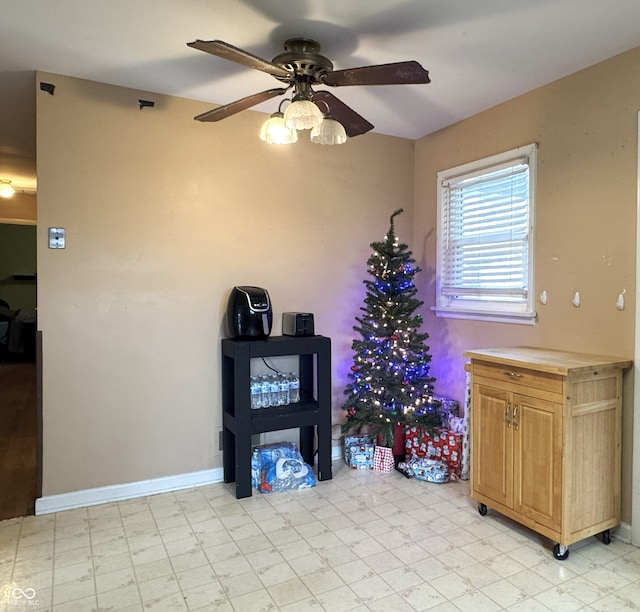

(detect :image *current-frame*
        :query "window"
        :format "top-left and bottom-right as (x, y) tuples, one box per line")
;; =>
(434, 143), (537, 324)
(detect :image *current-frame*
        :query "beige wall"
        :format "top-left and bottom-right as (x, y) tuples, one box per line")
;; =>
(414, 47), (640, 523)
(36, 71), (416, 496)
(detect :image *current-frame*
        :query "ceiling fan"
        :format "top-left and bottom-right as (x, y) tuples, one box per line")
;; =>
(186, 37), (431, 138)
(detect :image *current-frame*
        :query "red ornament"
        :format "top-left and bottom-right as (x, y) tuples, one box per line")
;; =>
(351, 365), (359, 371)
(391, 334), (398, 340)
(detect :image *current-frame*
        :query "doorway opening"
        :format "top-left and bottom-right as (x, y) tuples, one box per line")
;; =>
(0, 220), (39, 520)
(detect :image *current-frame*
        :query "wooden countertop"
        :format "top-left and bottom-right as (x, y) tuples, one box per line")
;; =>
(464, 346), (632, 376)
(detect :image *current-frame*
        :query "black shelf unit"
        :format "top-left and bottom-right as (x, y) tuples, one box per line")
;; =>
(221, 335), (332, 498)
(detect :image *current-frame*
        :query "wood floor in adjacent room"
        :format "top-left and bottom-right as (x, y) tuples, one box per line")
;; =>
(0, 361), (37, 520)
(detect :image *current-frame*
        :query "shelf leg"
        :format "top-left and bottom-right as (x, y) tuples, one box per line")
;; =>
(300, 426), (314, 466)
(316, 409), (332, 482)
(223, 428), (235, 484)
(234, 429), (253, 499)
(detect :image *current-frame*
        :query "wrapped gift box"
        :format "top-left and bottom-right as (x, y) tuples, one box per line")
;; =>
(344, 434), (373, 463)
(405, 426), (462, 477)
(398, 457), (449, 483)
(347, 443), (375, 470)
(432, 395), (460, 428)
(448, 416), (465, 434)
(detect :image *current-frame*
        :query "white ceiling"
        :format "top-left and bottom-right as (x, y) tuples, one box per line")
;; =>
(2, 0), (640, 191)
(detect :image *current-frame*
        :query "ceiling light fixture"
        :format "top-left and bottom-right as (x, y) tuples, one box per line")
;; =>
(260, 87), (348, 147)
(259, 99), (298, 145)
(310, 115), (347, 145)
(310, 101), (347, 146)
(283, 83), (323, 131)
(0, 180), (16, 198)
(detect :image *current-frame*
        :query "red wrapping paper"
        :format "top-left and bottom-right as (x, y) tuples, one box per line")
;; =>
(405, 426), (462, 477)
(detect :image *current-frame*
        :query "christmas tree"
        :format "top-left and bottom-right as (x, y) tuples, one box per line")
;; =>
(341, 208), (440, 447)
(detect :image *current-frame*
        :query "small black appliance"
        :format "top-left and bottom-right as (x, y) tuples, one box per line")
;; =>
(227, 286), (272, 339)
(282, 312), (315, 336)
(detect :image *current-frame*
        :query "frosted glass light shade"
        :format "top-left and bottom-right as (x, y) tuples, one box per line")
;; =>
(259, 114), (298, 144)
(0, 180), (15, 198)
(310, 117), (347, 145)
(283, 99), (323, 130)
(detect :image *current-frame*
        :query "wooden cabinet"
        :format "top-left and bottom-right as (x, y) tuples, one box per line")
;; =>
(465, 347), (631, 559)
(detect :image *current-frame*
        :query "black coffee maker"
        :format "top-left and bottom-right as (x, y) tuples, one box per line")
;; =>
(226, 286), (272, 339)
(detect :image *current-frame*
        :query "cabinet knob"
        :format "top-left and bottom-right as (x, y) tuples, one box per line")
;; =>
(513, 406), (519, 430)
(505, 404), (511, 427)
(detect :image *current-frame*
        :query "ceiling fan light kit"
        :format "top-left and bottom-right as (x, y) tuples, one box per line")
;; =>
(0, 179), (16, 198)
(283, 97), (323, 131)
(310, 115), (347, 146)
(258, 111), (298, 145)
(187, 37), (430, 146)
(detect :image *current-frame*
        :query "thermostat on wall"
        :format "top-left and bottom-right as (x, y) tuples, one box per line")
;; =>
(48, 227), (66, 249)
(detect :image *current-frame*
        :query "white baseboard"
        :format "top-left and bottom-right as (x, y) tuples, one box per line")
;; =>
(36, 445), (346, 515)
(35, 468), (224, 515)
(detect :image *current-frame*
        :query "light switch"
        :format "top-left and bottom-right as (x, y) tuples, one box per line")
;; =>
(48, 227), (66, 249)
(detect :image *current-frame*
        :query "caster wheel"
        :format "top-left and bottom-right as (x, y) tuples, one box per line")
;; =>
(553, 543), (569, 560)
(478, 503), (488, 516)
(602, 529), (611, 545)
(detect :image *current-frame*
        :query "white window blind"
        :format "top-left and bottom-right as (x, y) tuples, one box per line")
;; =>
(435, 144), (536, 323)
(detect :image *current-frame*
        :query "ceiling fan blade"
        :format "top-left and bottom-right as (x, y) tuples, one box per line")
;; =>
(187, 40), (291, 79)
(312, 91), (374, 137)
(194, 88), (288, 122)
(324, 61), (430, 86)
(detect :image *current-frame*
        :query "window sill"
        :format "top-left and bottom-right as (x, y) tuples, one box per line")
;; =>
(431, 306), (537, 325)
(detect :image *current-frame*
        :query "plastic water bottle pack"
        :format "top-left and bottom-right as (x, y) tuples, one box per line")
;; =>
(250, 376), (263, 409)
(249, 372), (300, 408)
(287, 372), (300, 403)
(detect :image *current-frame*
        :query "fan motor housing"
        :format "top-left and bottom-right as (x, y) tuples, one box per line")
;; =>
(272, 38), (333, 84)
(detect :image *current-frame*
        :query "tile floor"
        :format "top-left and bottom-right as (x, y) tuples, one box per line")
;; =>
(1, 463), (639, 611)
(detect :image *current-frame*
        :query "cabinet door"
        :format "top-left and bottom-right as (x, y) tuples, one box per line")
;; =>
(512, 394), (562, 530)
(472, 384), (512, 508)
